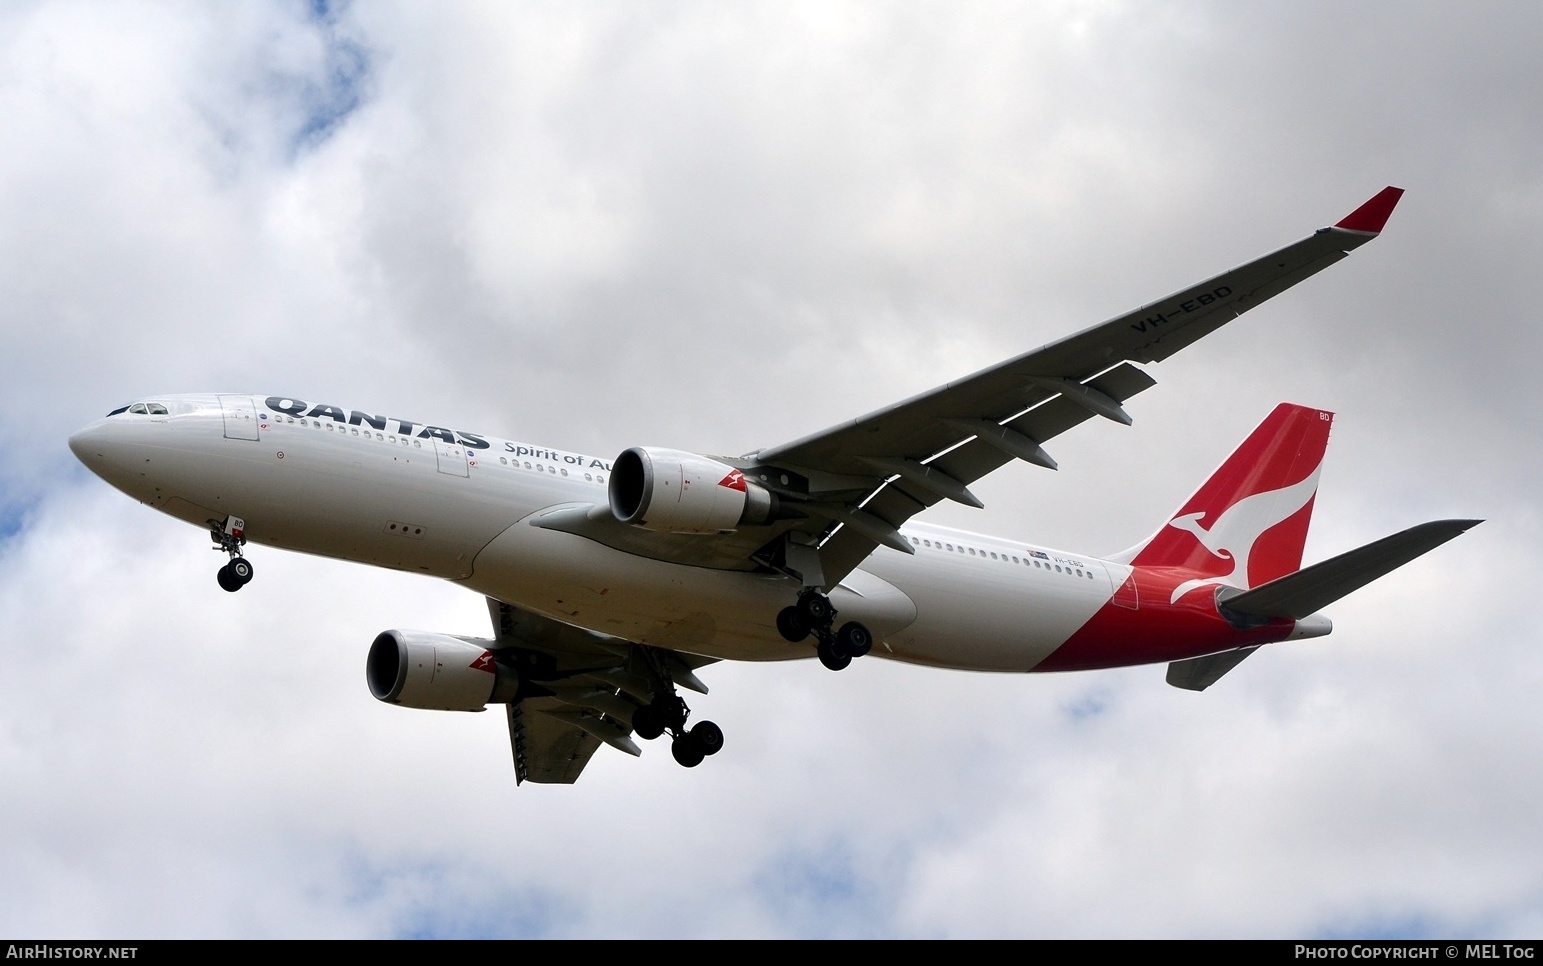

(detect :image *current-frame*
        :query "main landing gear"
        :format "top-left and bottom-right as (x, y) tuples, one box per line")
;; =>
(210, 516), (254, 593)
(630, 673), (724, 769)
(776, 588), (873, 671)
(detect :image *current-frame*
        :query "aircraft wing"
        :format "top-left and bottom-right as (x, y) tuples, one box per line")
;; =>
(748, 187), (1405, 585)
(487, 599), (715, 784)
(533, 188), (1403, 588)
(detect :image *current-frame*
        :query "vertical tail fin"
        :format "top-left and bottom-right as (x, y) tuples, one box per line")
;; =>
(1124, 403), (1333, 589)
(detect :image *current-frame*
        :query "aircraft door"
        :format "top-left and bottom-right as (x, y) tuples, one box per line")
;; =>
(434, 437), (469, 477)
(219, 394), (261, 441)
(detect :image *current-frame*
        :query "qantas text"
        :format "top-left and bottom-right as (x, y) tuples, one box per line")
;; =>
(263, 398), (611, 469)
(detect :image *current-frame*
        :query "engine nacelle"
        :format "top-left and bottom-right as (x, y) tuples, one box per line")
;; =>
(609, 447), (777, 533)
(366, 629), (519, 712)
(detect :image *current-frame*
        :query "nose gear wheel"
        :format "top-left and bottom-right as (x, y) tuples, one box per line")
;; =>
(209, 517), (253, 592)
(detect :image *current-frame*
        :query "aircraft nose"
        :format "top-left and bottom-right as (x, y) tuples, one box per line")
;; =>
(68, 420), (108, 468)
(69, 418), (136, 483)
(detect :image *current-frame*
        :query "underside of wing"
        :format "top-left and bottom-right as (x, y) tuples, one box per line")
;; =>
(487, 598), (716, 785)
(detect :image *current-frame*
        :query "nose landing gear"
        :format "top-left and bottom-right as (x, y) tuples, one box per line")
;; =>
(210, 516), (254, 593)
(777, 588), (873, 671)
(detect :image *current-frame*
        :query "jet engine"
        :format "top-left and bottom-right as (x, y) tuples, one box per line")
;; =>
(609, 447), (777, 533)
(366, 629), (519, 712)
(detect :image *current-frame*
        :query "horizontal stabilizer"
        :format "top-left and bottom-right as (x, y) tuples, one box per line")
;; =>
(1167, 646), (1260, 691)
(1221, 519), (1481, 621)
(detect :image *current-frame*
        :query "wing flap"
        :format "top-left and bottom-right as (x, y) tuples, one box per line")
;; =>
(486, 598), (717, 785)
(813, 361), (1162, 584)
(508, 700), (604, 785)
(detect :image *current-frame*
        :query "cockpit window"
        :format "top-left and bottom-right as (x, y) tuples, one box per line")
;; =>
(114, 402), (170, 416)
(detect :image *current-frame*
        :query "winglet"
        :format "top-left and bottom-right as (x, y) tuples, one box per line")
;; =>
(1334, 186), (1405, 234)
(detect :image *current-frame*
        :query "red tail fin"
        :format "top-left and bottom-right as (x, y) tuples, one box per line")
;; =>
(1128, 403), (1333, 588)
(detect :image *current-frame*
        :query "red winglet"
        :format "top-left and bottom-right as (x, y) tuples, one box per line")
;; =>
(1335, 186), (1405, 234)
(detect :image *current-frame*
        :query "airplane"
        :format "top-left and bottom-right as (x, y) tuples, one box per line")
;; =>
(68, 186), (1479, 784)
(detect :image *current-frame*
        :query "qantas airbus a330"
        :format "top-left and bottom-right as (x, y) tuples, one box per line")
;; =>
(70, 186), (1477, 783)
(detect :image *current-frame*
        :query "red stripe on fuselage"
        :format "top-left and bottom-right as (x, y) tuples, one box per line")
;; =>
(1035, 565), (1294, 671)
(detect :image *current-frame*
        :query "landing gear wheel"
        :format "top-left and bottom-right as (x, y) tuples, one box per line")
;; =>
(229, 557), (253, 585)
(797, 590), (833, 628)
(691, 720), (724, 756)
(216, 563), (242, 593)
(632, 704), (665, 741)
(835, 621), (872, 658)
(671, 731), (706, 768)
(777, 606), (810, 643)
(817, 636), (852, 671)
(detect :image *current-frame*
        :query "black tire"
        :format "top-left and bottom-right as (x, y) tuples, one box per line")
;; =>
(817, 637), (851, 671)
(835, 621), (872, 658)
(692, 720), (724, 756)
(216, 564), (241, 593)
(229, 557), (253, 585)
(797, 591), (832, 628)
(777, 606), (810, 643)
(632, 704), (664, 740)
(671, 732), (706, 768)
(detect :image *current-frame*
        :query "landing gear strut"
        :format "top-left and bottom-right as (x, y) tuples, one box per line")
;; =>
(777, 588), (872, 671)
(210, 516), (253, 593)
(629, 659), (724, 769)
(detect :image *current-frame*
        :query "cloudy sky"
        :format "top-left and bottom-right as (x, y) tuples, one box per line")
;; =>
(3, 0), (1539, 938)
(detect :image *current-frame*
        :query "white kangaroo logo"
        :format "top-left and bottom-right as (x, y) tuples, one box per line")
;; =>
(1167, 465), (1321, 603)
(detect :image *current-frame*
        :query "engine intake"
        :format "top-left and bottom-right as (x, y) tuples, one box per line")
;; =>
(609, 447), (777, 533)
(366, 629), (519, 712)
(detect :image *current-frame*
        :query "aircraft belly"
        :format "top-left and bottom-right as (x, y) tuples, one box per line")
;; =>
(465, 516), (918, 663)
(865, 550), (1113, 671)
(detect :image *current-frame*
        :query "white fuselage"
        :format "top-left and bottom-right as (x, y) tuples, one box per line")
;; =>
(70, 394), (1125, 671)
